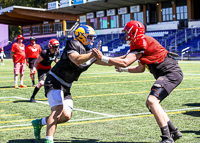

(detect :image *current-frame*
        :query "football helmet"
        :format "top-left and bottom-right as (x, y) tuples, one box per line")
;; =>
(74, 25), (96, 50)
(48, 39), (60, 51)
(122, 20), (145, 45)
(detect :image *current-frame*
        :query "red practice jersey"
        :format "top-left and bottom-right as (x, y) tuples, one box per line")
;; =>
(11, 42), (26, 63)
(0, 47), (4, 53)
(26, 44), (41, 59)
(130, 35), (168, 65)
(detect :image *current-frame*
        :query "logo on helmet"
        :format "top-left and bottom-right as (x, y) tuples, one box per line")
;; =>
(74, 25), (96, 50)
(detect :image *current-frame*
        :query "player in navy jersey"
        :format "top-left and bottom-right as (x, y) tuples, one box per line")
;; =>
(92, 20), (183, 143)
(29, 39), (60, 103)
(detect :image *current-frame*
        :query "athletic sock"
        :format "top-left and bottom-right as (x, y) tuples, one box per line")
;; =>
(31, 87), (40, 98)
(168, 120), (176, 132)
(161, 125), (171, 137)
(32, 80), (35, 85)
(20, 80), (23, 85)
(14, 80), (18, 86)
(46, 136), (53, 141)
(41, 117), (47, 125)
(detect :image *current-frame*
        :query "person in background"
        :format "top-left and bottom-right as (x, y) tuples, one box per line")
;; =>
(0, 47), (6, 65)
(11, 35), (27, 89)
(26, 37), (42, 87)
(29, 39), (60, 103)
(92, 20), (183, 143)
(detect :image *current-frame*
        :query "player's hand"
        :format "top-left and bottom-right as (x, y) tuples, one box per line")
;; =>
(115, 66), (121, 72)
(92, 48), (103, 60)
(26, 62), (29, 67)
(96, 40), (102, 50)
(31, 67), (36, 74)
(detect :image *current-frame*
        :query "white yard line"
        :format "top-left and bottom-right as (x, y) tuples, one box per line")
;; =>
(1, 106), (200, 129)
(14, 96), (115, 117)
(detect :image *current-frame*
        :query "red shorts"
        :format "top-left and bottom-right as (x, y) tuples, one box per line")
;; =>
(14, 63), (25, 75)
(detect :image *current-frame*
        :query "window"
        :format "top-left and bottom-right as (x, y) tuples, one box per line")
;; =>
(133, 12), (143, 24)
(176, 6), (187, 20)
(121, 14), (130, 27)
(53, 23), (62, 32)
(23, 27), (30, 36)
(162, 8), (173, 21)
(42, 25), (51, 34)
(32, 26), (40, 35)
(99, 17), (107, 29)
(110, 15), (119, 28)
(90, 18), (97, 30)
(146, 10), (149, 23)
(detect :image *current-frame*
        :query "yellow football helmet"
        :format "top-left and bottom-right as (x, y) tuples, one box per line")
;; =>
(74, 25), (96, 49)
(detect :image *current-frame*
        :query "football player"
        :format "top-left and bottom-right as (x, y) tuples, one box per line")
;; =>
(25, 37), (42, 87)
(92, 20), (183, 143)
(0, 47), (5, 65)
(29, 39), (60, 103)
(11, 35), (27, 88)
(31, 25), (121, 143)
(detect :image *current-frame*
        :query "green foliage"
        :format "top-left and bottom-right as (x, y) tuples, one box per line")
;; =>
(0, 0), (55, 41)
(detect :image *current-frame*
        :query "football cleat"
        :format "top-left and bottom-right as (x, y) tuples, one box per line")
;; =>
(30, 97), (36, 103)
(14, 85), (19, 89)
(160, 135), (174, 143)
(20, 84), (27, 88)
(45, 140), (54, 143)
(171, 128), (182, 142)
(31, 119), (43, 140)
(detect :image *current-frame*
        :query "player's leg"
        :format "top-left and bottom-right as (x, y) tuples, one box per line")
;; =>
(19, 63), (27, 88)
(46, 90), (72, 142)
(29, 58), (36, 87)
(14, 63), (20, 88)
(30, 69), (49, 102)
(146, 87), (174, 143)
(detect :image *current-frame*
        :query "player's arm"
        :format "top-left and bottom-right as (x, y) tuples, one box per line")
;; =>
(115, 62), (145, 73)
(54, 58), (59, 63)
(92, 48), (142, 67)
(32, 55), (43, 72)
(11, 51), (14, 60)
(25, 48), (29, 66)
(68, 51), (94, 65)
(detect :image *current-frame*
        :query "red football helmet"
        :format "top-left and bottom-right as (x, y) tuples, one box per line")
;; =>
(48, 39), (60, 51)
(122, 20), (145, 44)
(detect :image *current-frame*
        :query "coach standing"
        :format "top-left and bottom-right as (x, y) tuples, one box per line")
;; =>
(26, 37), (42, 87)
(11, 35), (27, 89)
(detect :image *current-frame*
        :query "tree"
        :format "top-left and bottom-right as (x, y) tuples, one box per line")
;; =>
(0, 0), (55, 41)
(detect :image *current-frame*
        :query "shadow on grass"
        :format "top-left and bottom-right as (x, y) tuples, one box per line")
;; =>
(0, 86), (15, 89)
(13, 100), (31, 103)
(184, 103), (200, 107)
(183, 111), (200, 117)
(7, 138), (153, 143)
(181, 130), (200, 137)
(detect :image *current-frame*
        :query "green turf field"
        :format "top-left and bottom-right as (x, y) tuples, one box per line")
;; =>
(0, 59), (200, 143)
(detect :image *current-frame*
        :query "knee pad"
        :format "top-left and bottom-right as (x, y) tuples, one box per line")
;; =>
(149, 84), (169, 102)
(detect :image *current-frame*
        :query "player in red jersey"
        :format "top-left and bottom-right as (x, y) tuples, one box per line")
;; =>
(11, 35), (27, 89)
(0, 47), (6, 65)
(26, 37), (42, 87)
(92, 20), (183, 143)
(29, 39), (60, 103)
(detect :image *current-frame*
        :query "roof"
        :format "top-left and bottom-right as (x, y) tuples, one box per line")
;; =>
(0, 5), (78, 26)
(0, 0), (171, 25)
(50, 0), (171, 14)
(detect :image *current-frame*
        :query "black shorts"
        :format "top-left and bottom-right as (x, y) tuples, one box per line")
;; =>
(37, 69), (50, 81)
(149, 72), (183, 101)
(44, 74), (72, 99)
(28, 58), (37, 69)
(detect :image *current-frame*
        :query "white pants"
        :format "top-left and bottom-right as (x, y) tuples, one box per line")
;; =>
(47, 90), (73, 112)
